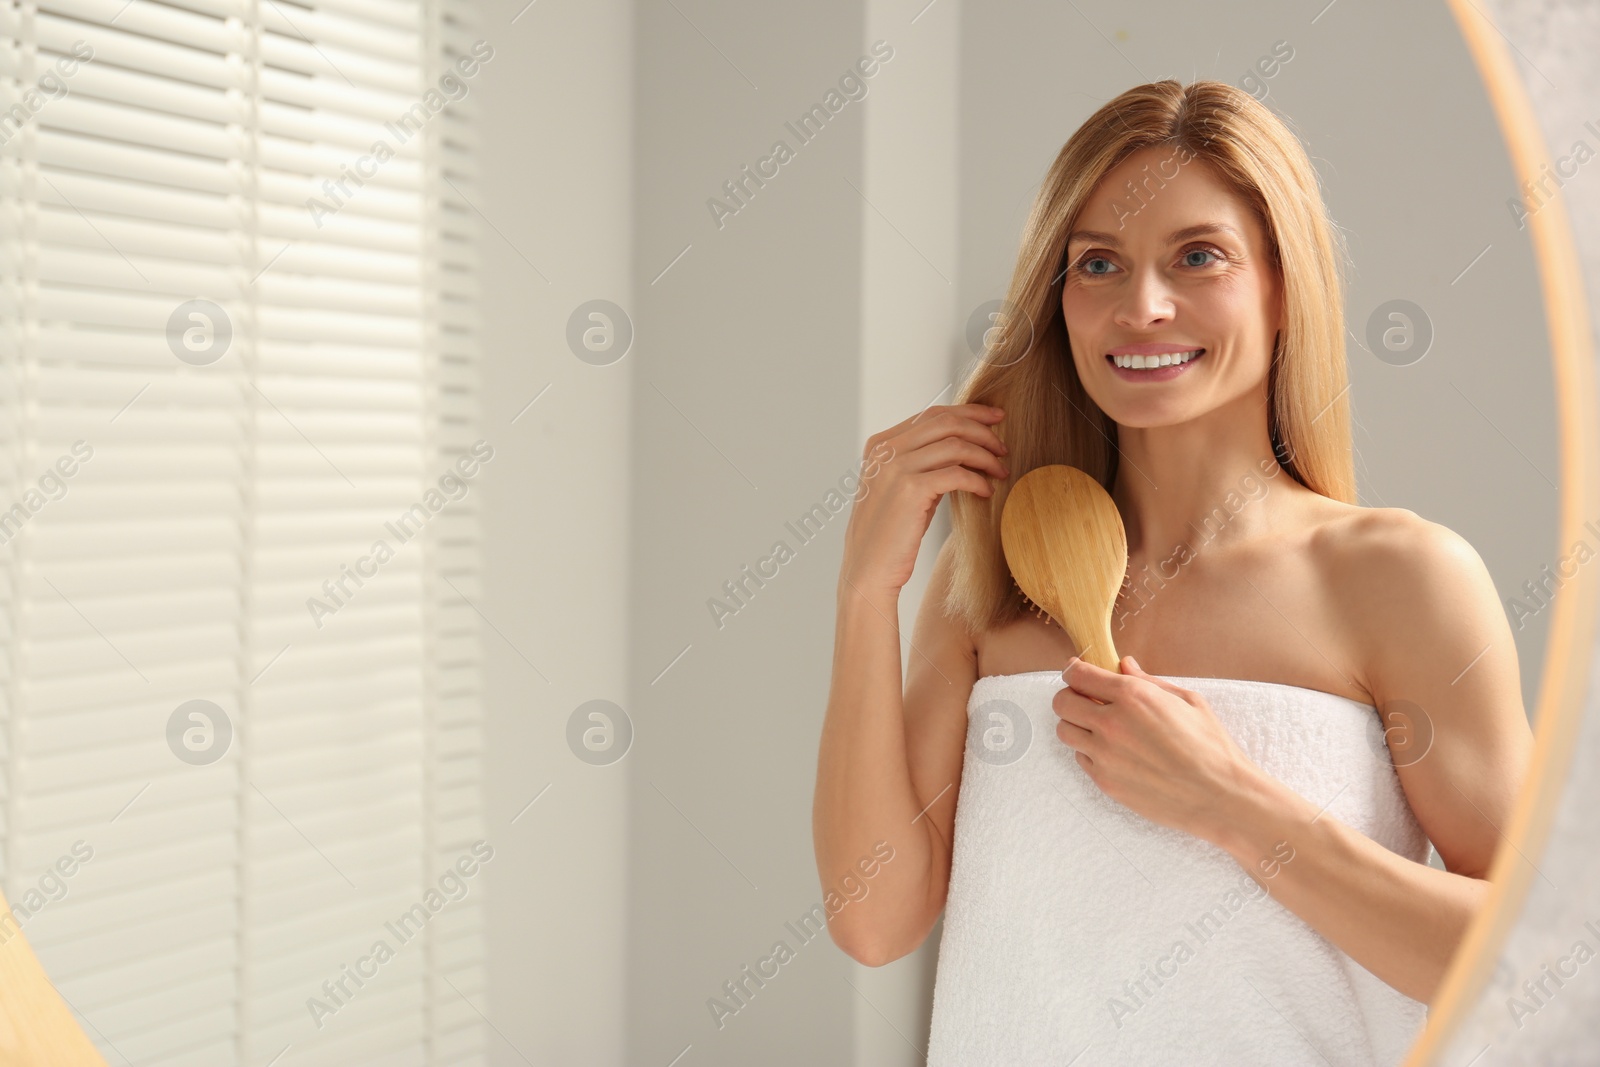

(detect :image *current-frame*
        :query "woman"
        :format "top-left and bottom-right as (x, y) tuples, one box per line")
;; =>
(812, 79), (1532, 1065)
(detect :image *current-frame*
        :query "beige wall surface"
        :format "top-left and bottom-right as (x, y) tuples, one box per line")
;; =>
(476, 0), (634, 1063)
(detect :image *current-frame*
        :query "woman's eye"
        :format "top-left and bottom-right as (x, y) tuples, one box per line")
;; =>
(1070, 246), (1223, 276)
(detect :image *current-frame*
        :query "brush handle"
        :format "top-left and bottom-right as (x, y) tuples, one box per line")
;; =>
(1074, 620), (1121, 674)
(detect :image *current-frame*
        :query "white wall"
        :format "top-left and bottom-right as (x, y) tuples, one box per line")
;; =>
(853, 0), (962, 1063)
(475, 0), (633, 1063)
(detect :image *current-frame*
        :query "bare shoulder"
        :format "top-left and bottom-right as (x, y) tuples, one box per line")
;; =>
(1310, 501), (1490, 586)
(1310, 502), (1495, 610)
(1305, 499), (1512, 705)
(1301, 499), (1532, 878)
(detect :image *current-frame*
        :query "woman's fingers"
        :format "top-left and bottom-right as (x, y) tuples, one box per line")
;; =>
(1056, 717), (1095, 752)
(919, 464), (998, 499)
(904, 436), (1011, 480)
(1053, 685), (1105, 732)
(888, 401), (1003, 437)
(837, 403), (1010, 595)
(878, 405), (1008, 462)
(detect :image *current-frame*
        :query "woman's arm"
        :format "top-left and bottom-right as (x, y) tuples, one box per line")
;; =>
(1054, 508), (1532, 1004)
(813, 404), (1010, 965)
(1208, 767), (1490, 1005)
(815, 538), (978, 965)
(1203, 511), (1533, 1004)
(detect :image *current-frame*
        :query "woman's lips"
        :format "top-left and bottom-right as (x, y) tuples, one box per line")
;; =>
(1106, 349), (1205, 383)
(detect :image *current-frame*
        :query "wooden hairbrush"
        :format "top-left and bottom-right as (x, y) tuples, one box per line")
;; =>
(999, 464), (1129, 673)
(0, 887), (110, 1063)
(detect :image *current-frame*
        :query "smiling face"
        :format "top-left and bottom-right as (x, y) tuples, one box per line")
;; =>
(1060, 144), (1284, 429)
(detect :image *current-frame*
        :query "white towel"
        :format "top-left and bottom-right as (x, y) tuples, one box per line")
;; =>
(927, 671), (1434, 1066)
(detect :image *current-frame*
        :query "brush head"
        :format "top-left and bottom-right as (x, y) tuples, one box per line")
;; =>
(999, 464), (1129, 673)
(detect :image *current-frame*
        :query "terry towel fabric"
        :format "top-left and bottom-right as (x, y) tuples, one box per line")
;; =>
(927, 671), (1434, 1067)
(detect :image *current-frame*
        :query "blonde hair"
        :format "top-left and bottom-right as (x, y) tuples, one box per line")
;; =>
(944, 78), (1355, 634)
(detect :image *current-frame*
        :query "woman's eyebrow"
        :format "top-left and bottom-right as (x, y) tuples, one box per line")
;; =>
(1066, 222), (1243, 248)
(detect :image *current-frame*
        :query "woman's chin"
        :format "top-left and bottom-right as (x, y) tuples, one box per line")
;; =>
(1089, 394), (1199, 429)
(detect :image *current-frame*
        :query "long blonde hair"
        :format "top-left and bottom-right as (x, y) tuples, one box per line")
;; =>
(944, 78), (1355, 634)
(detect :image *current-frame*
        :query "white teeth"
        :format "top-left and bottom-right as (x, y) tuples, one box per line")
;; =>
(1111, 349), (1203, 369)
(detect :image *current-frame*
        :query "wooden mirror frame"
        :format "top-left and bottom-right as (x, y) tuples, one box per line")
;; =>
(1408, 2), (1600, 1064)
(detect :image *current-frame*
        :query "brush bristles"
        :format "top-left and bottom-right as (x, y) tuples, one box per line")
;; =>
(1012, 577), (1055, 627)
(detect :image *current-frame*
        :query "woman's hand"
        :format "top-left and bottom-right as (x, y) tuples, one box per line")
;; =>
(838, 403), (1010, 599)
(1052, 655), (1263, 843)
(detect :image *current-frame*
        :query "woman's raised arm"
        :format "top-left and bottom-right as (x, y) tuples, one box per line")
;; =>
(812, 405), (1007, 965)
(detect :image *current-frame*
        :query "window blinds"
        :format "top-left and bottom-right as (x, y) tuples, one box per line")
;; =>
(0, 0), (485, 1061)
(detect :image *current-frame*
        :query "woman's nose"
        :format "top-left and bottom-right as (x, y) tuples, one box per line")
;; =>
(1113, 268), (1176, 327)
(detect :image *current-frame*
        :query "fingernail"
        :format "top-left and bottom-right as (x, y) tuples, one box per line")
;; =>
(1126, 656), (1141, 670)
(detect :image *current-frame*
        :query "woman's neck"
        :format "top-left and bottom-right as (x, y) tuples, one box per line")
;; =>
(1110, 411), (1295, 558)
